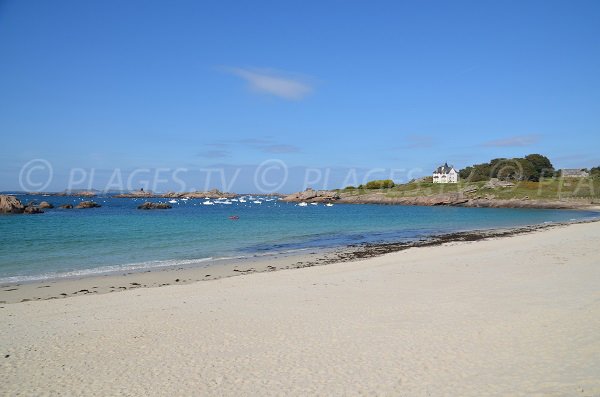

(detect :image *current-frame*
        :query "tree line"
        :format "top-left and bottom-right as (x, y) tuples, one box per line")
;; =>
(458, 154), (555, 182)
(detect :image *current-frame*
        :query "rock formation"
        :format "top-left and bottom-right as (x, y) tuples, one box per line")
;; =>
(23, 205), (44, 214)
(281, 188), (340, 203)
(137, 202), (172, 210)
(75, 201), (101, 209)
(39, 201), (54, 209)
(0, 195), (25, 214)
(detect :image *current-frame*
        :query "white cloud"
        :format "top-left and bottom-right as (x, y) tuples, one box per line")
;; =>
(227, 67), (313, 100)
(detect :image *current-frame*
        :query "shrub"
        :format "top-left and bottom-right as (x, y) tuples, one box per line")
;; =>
(365, 179), (395, 189)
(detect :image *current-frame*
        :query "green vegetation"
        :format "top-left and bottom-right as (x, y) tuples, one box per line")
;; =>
(340, 178), (600, 201)
(458, 154), (555, 182)
(337, 156), (600, 202)
(364, 179), (395, 189)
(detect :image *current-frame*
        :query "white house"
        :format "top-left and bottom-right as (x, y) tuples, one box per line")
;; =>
(433, 162), (459, 183)
(561, 169), (589, 178)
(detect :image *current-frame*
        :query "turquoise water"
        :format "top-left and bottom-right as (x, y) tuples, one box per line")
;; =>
(0, 194), (597, 283)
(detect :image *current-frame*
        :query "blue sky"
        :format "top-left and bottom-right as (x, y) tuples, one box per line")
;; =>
(1, 0), (599, 192)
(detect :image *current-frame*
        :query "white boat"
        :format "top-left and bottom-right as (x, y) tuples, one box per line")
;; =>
(168, 199), (178, 204)
(253, 200), (262, 204)
(181, 198), (189, 201)
(325, 203), (334, 207)
(310, 202), (318, 206)
(239, 199), (247, 203)
(202, 200), (214, 205)
(298, 202), (308, 207)
(222, 200), (233, 205)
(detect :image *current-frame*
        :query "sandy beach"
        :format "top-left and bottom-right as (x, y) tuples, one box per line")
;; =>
(2, 221), (600, 396)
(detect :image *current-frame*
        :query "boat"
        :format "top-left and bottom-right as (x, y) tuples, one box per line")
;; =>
(298, 202), (308, 207)
(310, 202), (318, 206)
(325, 203), (334, 207)
(168, 199), (178, 204)
(228, 215), (239, 220)
(202, 200), (214, 205)
(253, 200), (262, 204)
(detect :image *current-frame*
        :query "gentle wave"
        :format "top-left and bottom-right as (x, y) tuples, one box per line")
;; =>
(0, 248), (315, 284)
(0, 257), (220, 284)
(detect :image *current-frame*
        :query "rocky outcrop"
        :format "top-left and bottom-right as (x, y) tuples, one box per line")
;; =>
(39, 201), (54, 209)
(75, 201), (101, 209)
(23, 205), (43, 214)
(280, 188), (595, 210)
(461, 185), (479, 194)
(137, 202), (172, 210)
(338, 192), (470, 206)
(113, 190), (153, 198)
(483, 178), (515, 189)
(28, 190), (97, 197)
(0, 195), (46, 214)
(59, 204), (73, 209)
(460, 198), (577, 209)
(0, 195), (25, 214)
(281, 188), (340, 203)
(114, 189), (237, 199)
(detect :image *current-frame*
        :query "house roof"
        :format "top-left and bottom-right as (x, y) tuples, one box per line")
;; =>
(434, 162), (455, 174)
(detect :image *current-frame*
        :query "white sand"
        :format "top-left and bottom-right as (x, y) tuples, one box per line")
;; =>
(1, 221), (600, 396)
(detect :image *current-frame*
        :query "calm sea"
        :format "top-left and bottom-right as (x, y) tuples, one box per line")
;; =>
(0, 194), (597, 283)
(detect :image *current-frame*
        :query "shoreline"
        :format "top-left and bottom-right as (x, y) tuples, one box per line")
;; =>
(5, 190), (600, 211)
(2, 216), (598, 305)
(2, 217), (600, 395)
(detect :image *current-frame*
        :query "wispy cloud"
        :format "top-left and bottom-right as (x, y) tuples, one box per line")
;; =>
(197, 150), (230, 158)
(481, 134), (541, 147)
(226, 67), (313, 100)
(238, 138), (273, 145)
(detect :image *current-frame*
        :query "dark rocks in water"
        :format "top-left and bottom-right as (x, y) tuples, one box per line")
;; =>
(75, 201), (101, 209)
(281, 188), (340, 203)
(0, 195), (25, 214)
(137, 202), (172, 210)
(23, 205), (44, 214)
(59, 204), (73, 209)
(39, 201), (54, 209)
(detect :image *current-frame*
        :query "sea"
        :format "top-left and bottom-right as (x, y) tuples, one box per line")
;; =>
(1, 193), (597, 283)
